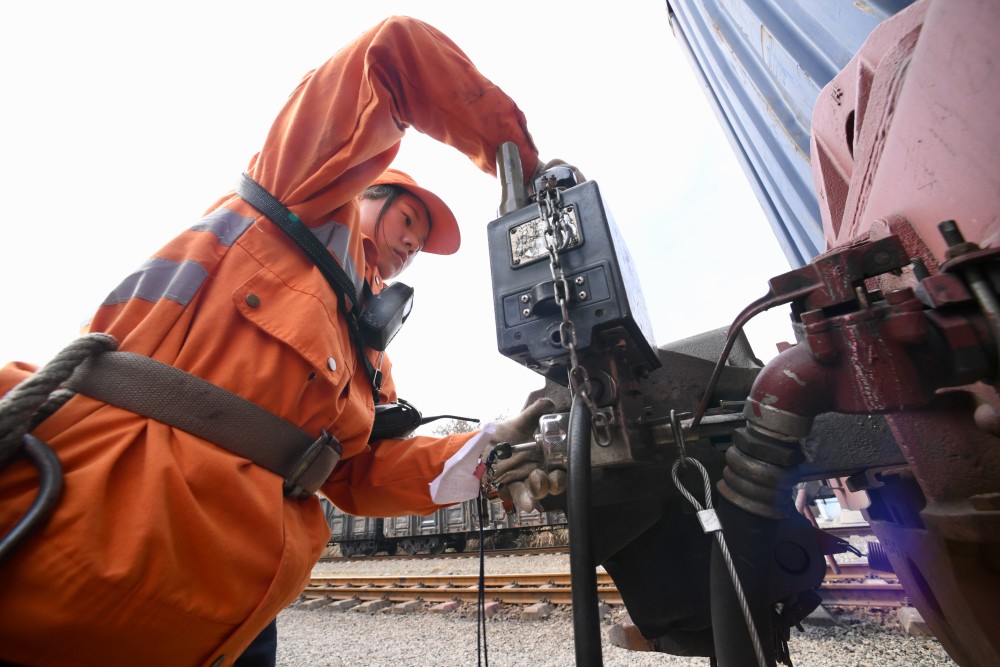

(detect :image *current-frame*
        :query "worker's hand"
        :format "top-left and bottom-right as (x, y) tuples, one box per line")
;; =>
(492, 397), (554, 446)
(495, 456), (568, 515)
(489, 398), (568, 514)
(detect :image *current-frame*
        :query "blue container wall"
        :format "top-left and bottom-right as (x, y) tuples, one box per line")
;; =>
(665, 0), (914, 268)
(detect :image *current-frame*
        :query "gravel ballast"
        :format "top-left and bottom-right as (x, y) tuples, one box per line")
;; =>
(276, 551), (958, 667)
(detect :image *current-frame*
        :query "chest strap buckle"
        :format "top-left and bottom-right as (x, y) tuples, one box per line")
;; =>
(283, 430), (341, 499)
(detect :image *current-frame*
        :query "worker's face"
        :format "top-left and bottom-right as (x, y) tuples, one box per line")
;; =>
(359, 192), (431, 280)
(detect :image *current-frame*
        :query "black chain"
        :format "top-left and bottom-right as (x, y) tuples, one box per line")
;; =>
(538, 188), (613, 445)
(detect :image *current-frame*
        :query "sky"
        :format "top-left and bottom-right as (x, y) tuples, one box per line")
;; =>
(0, 1), (797, 427)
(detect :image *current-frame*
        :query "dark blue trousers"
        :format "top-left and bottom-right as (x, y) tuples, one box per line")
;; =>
(235, 619), (277, 667)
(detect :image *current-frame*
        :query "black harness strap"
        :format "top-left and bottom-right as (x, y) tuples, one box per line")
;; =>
(236, 173), (361, 313)
(65, 352), (340, 498)
(234, 173), (382, 401)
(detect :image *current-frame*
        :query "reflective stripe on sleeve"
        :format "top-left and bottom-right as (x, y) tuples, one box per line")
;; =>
(189, 208), (256, 247)
(100, 214), (360, 309)
(102, 258), (208, 307)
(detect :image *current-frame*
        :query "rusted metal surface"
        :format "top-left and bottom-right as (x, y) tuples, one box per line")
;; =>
(742, 256), (994, 426)
(814, 1), (1000, 258)
(596, 2), (998, 664)
(788, 1), (1000, 664)
(701, 2), (1000, 663)
(818, 581), (906, 607)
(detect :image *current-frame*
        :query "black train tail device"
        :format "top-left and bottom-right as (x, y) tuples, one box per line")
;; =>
(487, 171), (660, 385)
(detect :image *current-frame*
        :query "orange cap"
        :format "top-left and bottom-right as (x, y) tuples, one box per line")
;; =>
(370, 169), (460, 255)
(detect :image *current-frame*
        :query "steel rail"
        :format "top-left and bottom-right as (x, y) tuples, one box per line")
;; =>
(307, 572), (615, 589)
(310, 562), (886, 587)
(303, 584), (622, 606)
(301, 569), (904, 609)
(818, 582), (907, 607)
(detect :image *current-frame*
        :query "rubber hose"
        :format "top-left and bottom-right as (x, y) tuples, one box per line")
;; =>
(568, 396), (603, 666)
(709, 495), (777, 667)
(0, 434), (64, 564)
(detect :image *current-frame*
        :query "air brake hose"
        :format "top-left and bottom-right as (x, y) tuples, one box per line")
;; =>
(568, 396), (603, 666)
(710, 496), (777, 667)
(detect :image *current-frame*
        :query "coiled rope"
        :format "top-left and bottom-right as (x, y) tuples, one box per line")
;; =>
(0, 333), (118, 465)
(0, 333), (118, 562)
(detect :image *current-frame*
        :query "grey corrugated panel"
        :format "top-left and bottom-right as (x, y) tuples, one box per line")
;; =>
(666, 0), (914, 268)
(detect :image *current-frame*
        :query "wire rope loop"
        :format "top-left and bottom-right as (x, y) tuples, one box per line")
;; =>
(670, 455), (768, 667)
(670, 457), (713, 511)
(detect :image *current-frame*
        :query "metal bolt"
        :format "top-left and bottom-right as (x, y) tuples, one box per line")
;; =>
(578, 291), (588, 301)
(575, 276), (585, 285)
(939, 220), (964, 247)
(522, 308), (531, 317)
(910, 257), (931, 281)
(520, 294), (530, 303)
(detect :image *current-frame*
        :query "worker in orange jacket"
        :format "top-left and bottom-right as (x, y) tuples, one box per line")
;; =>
(0, 16), (566, 666)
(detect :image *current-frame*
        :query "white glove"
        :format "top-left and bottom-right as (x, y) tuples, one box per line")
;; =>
(489, 398), (567, 513)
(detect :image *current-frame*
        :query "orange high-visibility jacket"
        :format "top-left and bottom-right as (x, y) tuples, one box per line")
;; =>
(0, 16), (537, 666)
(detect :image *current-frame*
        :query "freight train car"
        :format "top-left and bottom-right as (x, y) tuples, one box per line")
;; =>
(652, 2), (1000, 665)
(319, 495), (567, 556)
(491, 2), (999, 666)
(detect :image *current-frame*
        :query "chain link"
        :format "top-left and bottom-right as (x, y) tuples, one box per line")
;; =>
(539, 188), (614, 446)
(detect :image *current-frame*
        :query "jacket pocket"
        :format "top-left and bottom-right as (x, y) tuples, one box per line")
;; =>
(234, 266), (353, 401)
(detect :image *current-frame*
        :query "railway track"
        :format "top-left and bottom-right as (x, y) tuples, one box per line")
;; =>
(302, 561), (906, 609)
(821, 522), (873, 538)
